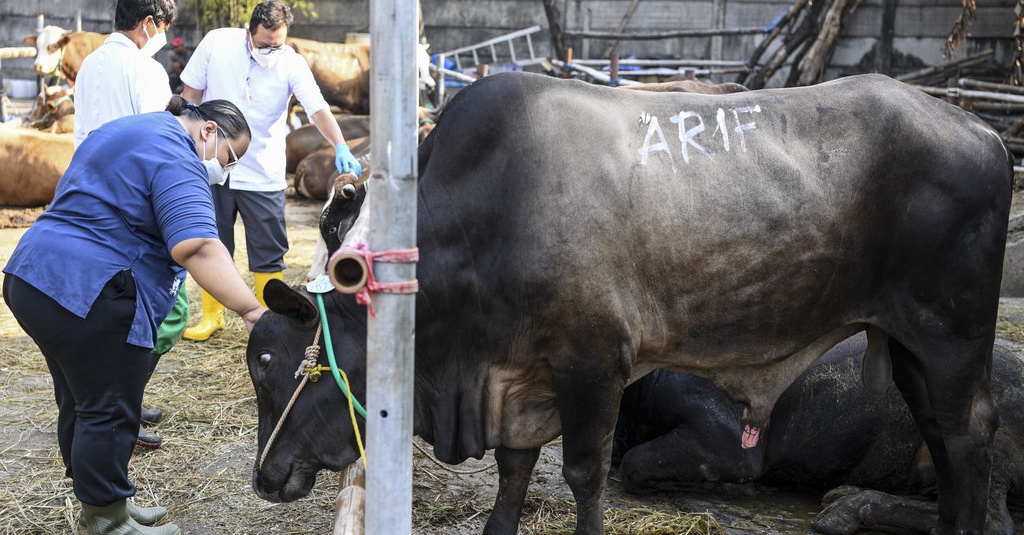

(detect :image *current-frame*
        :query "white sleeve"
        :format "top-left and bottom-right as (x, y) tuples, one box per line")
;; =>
(137, 60), (172, 113)
(179, 32), (213, 91)
(289, 55), (329, 117)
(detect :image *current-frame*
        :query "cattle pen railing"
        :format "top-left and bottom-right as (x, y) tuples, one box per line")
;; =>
(0, 47), (38, 121)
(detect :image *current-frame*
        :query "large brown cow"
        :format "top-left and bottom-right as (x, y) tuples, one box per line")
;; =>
(0, 124), (75, 206)
(24, 26), (107, 85)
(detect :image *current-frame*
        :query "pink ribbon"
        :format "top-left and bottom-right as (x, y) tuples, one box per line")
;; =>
(337, 241), (419, 317)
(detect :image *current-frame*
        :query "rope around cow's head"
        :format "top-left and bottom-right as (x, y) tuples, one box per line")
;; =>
(256, 276), (496, 477)
(256, 286), (367, 472)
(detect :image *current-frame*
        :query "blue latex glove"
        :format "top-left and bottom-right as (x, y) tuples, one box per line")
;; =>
(335, 144), (362, 177)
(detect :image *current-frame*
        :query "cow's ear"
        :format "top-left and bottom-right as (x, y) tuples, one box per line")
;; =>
(263, 279), (319, 325)
(24, 35), (37, 46)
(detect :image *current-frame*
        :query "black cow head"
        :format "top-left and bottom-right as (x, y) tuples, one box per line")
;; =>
(246, 279), (368, 502)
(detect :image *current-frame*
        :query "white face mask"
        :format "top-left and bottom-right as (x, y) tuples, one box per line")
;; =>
(139, 21), (167, 57)
(248, 34), (282, 69)
(202, 132), (227, 186)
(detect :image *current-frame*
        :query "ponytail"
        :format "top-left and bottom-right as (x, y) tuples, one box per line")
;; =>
(166, 95), (251, 140)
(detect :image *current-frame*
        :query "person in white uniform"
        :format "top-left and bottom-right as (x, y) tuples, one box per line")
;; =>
(179, 0), (361, 341)
(72, 0), (180, 451)
(74, 0), (174, 148)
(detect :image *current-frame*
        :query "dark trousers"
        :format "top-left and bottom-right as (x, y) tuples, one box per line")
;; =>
(3, 272), (153, 506)
(212, 180), (288, 272)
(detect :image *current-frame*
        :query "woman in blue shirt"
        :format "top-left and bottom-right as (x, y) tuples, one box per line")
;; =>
(2, 96), (266, 535)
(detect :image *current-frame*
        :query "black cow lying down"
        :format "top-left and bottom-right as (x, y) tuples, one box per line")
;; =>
(246, 72), (1012, 534)
(614, 333), (1024, 534)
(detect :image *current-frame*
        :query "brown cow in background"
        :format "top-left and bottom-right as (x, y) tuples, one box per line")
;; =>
(0, 124), (75, 207)
(27, 85), (75, 134)
(24, 26), (107, 85)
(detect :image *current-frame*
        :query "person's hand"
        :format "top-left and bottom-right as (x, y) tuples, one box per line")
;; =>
(335, 144), (362, 177)
(241, 306), (268, 333)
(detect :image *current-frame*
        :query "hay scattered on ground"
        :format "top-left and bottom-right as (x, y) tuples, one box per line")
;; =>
(997, 319), (1024, 343)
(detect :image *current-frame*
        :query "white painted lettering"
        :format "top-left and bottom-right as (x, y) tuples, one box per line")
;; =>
(670, 111), (711, 164)
(636, 105), (764, 169)
(638, 115), (677, 172)
(732, 105), (762, 152)
(715, 108), (730, 153)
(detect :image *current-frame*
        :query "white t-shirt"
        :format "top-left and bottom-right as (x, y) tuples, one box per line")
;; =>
(180, 27), (330, 192)
(73, 32), (172, 148)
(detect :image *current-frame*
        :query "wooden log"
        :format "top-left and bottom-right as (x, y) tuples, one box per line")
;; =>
(332, 462), (366, 535)
(601, 0), (642, 58)
(796, 0), (851, 86)
(876, 0), (897, 74)
(738, 0), (810, 86)
(0, 47), (36, 60)
(540, 0), (569, 64)
(895, 49), (993, 84)
(910, 84), (1024, 104)
(959, 78), (1024, 96)
(746, 0), (824, 89)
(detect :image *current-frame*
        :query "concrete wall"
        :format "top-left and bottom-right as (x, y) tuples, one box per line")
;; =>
(1, 0), (1018, 88)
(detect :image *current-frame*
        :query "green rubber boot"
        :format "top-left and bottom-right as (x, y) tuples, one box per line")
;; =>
(79, 500), (180, 535)
(126, 500), (168, 526)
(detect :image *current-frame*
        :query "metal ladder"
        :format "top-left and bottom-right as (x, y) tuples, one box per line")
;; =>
(437, 25), (545, 71)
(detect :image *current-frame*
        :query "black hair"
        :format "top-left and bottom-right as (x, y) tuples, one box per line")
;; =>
(165, 95), (251, 141)
(114, 0), (176, 31)
(248, 1), (293, 35)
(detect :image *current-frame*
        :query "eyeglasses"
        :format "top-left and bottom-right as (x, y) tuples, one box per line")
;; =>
(254, 44), (283, 55)
(223, 135), (240, 171)
(217, 127), (238, 171)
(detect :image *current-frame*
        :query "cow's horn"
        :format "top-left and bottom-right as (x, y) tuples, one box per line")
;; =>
(328, 250), (369, 294)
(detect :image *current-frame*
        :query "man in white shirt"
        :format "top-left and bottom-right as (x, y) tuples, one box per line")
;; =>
(73, 0), (174, 147)
(73, 0), (180, 454)
(179, 1), (361, 341)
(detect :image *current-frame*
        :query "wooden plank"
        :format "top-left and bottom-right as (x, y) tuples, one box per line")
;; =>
(0, 47), (37, 60)
(331, 463), (366, 535)
(565, 26), (766, 39)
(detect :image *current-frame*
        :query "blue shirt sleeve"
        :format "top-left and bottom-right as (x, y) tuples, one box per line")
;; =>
(151, 159), (219, 255)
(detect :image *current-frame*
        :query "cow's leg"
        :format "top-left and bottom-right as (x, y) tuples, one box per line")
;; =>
(483, 446), (540, 535)
(813, 487), (938, 535)
(553, 354), (627, 535)
(889, 337), (997, 535)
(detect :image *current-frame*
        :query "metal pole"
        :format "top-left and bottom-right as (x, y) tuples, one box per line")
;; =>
(37, 14), (45, 94)
(366, 0), (418, 533)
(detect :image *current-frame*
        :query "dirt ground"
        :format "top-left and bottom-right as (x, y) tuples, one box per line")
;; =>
(1, 195), (1022, 535)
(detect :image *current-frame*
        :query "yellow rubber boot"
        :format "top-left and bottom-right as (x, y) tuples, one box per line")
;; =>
(182, 289), (225, 341)
(253, 271), (284, 308)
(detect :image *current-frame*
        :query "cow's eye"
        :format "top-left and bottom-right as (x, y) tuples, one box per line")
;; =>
(327, 225), (337, 235)
(259, 353), (272, 366)
(341, 183), (357, 199)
